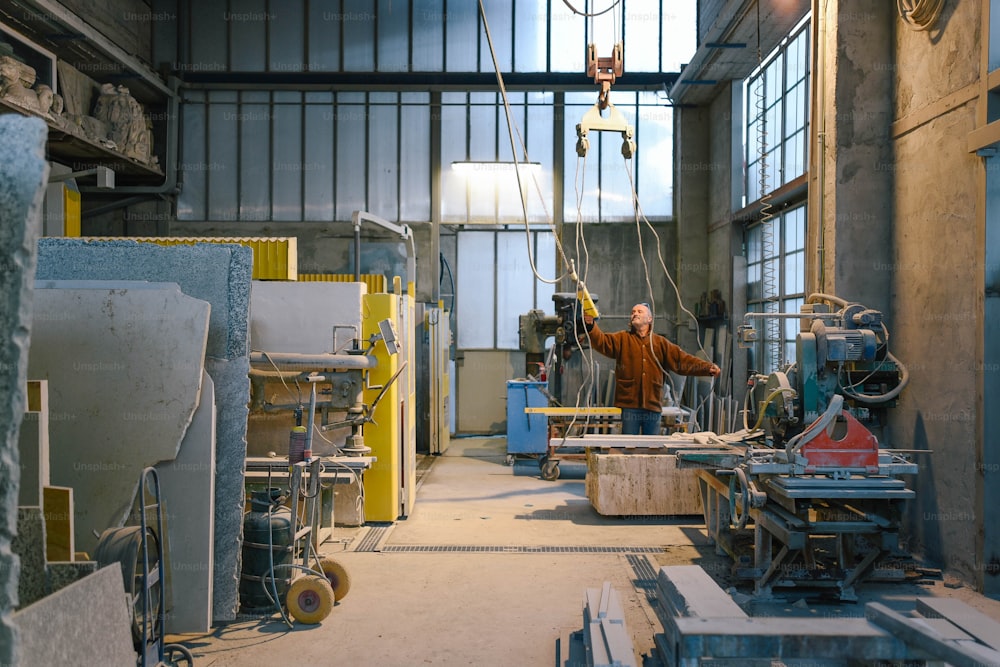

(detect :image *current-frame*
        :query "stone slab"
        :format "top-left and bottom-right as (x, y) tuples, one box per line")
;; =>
(586, 451), (704, 516)
(156, 370), (216, 633)
(655, 565), (748, 620)
(206, 355), (250, 622)
(0, 114), (49, 666)
(17, 380), (49, 506)
(14, 564), (135, 667)
(34, 238), (253, 624)
(28, 283), (210, 556)
(35, 239), (251, 360)
(45, 561), (97, 596)
(12, 507), (45, 608)
(250, 280), (365, 353)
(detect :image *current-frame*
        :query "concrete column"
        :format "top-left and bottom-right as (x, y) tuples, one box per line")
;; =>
(813, 0), (895, 312)
(674, 105), (712, 351)
(0, 116), (50, 666)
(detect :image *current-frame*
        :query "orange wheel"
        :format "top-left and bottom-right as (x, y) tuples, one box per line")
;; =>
(286, 575), (334, 624)
(317, 556), (352, 601)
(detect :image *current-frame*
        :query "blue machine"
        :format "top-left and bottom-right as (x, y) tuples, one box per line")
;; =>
(505, 380), (549, 455)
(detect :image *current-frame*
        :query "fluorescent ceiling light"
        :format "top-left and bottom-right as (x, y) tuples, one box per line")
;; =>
(451, 161), (541, 173)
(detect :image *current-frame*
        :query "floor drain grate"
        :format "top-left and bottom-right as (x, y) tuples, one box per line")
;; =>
(354, 524), (393, 552)
(380, 545), (665, 554)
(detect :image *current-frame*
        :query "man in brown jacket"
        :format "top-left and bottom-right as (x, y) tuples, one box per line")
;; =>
(584, 303), (720, 435)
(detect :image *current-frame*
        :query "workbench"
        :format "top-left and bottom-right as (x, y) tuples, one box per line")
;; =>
(244, 456), (375, 541)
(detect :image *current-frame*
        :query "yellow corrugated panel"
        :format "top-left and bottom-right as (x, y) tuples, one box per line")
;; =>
(298, 273), (387, 293)
(63, 187), (81, 237)
(362, 293), (399, 522)
(84, 237), (298, 280)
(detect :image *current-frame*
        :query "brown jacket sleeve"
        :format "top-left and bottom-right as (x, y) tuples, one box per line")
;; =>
(656, 335), (715, 376)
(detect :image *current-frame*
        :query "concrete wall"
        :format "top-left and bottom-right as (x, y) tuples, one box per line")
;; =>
(887, 0), (983, 586)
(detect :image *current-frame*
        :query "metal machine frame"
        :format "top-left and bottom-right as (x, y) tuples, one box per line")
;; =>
(679, 295), (919, 601)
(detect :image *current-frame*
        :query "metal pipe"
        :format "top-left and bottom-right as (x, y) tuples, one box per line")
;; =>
(250, 352), (377, 371)
(354, 222), (361, 282)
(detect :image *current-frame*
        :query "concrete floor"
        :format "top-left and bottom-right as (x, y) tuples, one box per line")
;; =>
(176, 437), (1000, 666)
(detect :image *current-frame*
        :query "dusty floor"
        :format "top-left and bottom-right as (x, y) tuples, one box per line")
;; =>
(172, 437), (1000, 666)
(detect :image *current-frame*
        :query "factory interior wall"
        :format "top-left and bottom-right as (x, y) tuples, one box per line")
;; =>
(886, 0), (984, 589)
(673, 0), (988, 590)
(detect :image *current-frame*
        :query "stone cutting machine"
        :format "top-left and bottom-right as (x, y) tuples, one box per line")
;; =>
(682, 293), (918, 600)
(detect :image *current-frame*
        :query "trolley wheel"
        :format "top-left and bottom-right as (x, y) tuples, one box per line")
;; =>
(540, 460), (560, 481)
(504, 454), (515, 466)
(286, 575), (335, 624)
(162, 643), (195, 666)
(317, 556), (352, 602)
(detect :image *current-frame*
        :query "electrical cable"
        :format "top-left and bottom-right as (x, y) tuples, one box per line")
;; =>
(897, 0), (944, 31)
(560, 0), (622, 18)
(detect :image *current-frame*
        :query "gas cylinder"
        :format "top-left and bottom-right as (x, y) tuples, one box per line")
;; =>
(239, 489), (294, 610)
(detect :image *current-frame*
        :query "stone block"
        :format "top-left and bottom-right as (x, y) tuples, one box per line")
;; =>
(45, 561), (97, 595)
(0, 115), (49, 666)
(586, 451), (704, 516)
(14, 564), (135, 667)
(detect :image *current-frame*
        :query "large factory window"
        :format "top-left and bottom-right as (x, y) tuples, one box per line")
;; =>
(177, 91), (431, 222)
(456, 230), (555, 350)
(743, 16), (810, 206)
(745, 205), (806, 374)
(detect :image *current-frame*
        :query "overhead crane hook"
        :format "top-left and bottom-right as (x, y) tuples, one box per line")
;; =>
(576, 42), (635, 159)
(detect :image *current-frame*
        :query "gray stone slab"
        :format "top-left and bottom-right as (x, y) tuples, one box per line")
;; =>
(34, 238), (253, 624)
(656, 565), (748, 620)
(36, 239), (252, 360)
(12, 508), (46, 609)
(28, 283), (210, 556)
(45, 561), (98, 596)
(0, 115), (49, 666)
(250, 280), (365, 353)
(14, 564), (135, 667)
(206, 354), (250, 622)
(157, 370), (216, 633)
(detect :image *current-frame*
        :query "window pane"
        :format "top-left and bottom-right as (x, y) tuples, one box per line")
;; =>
(303, 103), (334, 220)
(535, 232), (556, 308)
(550, 1), (584, 72)
(638, 100), (673, 216)
(177, 93), (206, 220)
(625, 2), (660, 72)
(411, 2), (443, 70)
(479, 1), (512, 72)
(239, 96), (271, 221)
(368, 95), (399, 221)
(496, 231), (536, 349)
(342, 0), (376, 71)
(400, 100), (430, 221)
(207, 100), (238, 220)
(335, 98), (367, 220)
(270, 0), (305, 72)
(272, 93), (303, 220)
(515, 0), (547, 71)
(308, 0), (340, 70)
(446, 1), (478, 72)
(662, 0), (697, 72)
(457, 232), (495, 348)
(377, 0), (409, 72)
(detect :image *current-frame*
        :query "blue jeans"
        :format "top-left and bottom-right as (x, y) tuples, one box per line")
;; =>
(621, 408), (661, 435)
